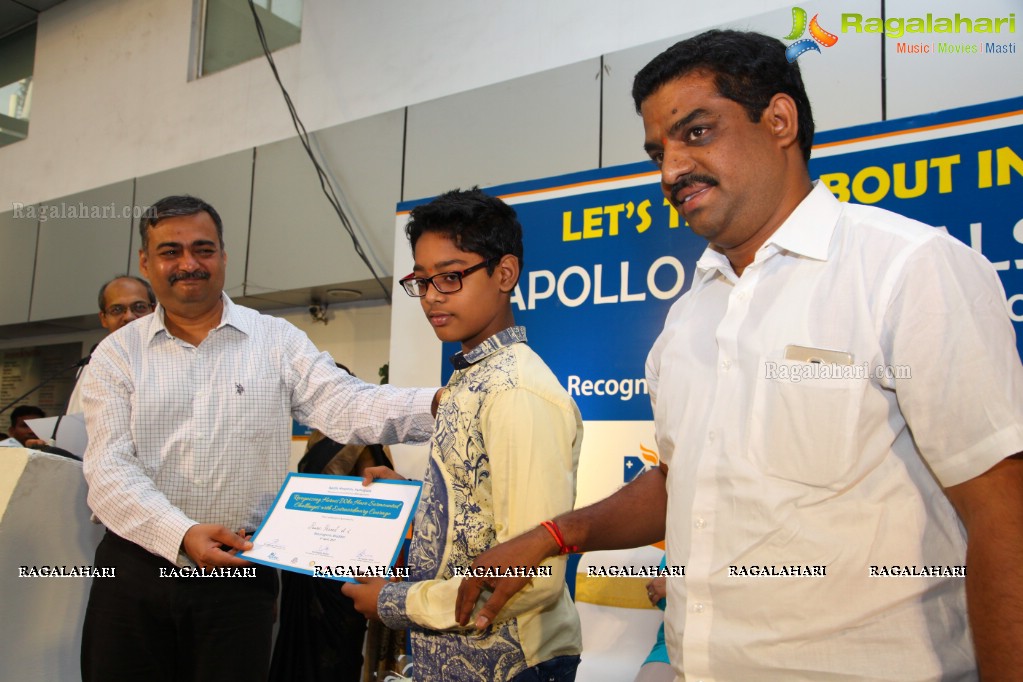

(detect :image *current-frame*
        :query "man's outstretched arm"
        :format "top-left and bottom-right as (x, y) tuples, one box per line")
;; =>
(455, 463), (669, 629)
(944, 453), (1023, 679)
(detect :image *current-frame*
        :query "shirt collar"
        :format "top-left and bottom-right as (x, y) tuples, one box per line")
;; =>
(146, 292), (250, 343)
(449, 326), (527, 370)
(762, 181), (840, 261)
(694, 181), (841, 281)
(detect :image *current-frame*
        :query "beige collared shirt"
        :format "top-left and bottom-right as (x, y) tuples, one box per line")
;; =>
(379, 326), (583, 679)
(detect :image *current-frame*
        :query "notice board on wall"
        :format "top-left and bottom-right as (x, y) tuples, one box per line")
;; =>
(0, 343), (82, 418)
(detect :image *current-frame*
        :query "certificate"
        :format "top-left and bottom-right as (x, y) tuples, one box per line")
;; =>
(240, 473), (422, 582)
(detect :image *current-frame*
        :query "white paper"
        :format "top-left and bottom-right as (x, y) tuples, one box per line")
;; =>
(25, 414), (89, 458)
(240, 473), (422, 582)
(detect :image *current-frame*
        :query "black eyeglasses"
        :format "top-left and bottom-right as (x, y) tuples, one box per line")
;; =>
(399, 257), (499, 298)
(104, 301), (154, 316)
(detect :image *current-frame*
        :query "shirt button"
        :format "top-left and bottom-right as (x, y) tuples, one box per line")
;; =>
(694, 517), (707, 530)
(707, 431), (716, 443)
(736, 290), (748, 301)
(720, 359), (731, 370)
(193, 479), (205, 486)
(692, 602), (705, 613)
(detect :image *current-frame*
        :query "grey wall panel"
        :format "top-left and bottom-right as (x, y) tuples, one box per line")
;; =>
(247, 109), (404, 296)
(30, 181), (135, 321)
(601, 36), (679, 168)
(0, 209), (37, 325)
(602, 1), (884, 168)
(132, 150), (254, 299)
(404, 59), (602, 200)
(764, 1), (884, 134)
(885, 0), (1022, 119)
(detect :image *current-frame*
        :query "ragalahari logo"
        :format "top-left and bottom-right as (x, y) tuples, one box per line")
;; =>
(783, 7), (839, 62)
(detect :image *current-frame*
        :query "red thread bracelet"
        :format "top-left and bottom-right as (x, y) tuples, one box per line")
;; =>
(540, 520), (578, 555)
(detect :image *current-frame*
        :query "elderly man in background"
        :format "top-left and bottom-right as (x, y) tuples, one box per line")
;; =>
(66, 275), (156, 415)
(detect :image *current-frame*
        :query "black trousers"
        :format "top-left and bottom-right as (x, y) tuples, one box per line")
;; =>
(268, 570), (368, 682)
(81, 531), (278, 682)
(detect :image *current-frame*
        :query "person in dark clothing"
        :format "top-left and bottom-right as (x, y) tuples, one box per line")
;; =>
(269, 365), (402, 682)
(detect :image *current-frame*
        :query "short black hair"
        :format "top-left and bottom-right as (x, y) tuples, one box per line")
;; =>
(632, 29), (815, 164)
(405, 188), (523, 273)
(97, 276), (156, 312)
(10, 405), (44, 428)
(138, 195), (224, 251)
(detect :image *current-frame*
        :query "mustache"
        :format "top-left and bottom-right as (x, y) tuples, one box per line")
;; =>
(169, 270), (211, 284)
(669, 174), (719, 200)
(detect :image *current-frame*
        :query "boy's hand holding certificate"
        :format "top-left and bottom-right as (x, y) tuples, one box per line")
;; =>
(240, 473), (422, 582)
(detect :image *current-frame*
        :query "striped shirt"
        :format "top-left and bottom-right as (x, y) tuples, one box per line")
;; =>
(82, 294), (435, 566)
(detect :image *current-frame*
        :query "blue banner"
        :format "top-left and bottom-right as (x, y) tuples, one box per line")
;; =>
(401, 96), (1023, 421)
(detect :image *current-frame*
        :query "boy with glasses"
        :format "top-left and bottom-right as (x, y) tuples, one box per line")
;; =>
(343, 188), (583, 681)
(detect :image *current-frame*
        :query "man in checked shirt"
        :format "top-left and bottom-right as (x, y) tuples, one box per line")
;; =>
(80, 195), (439, 681)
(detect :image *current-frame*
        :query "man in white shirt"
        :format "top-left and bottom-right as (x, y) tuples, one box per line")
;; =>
(457, 30), (1023, 680)
(6, 404), (47, 448)
(80, 195), (438, 681)
(65, 275), (156, 415)
(96, 276), (157, 333)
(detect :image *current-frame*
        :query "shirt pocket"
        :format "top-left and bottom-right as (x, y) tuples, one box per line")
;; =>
(748, 358), (864, 490)
(231, 376), (284, 440)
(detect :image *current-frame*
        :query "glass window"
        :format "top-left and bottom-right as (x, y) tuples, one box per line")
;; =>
(199, 0), (302, 77)
(0, 24), (36, 148)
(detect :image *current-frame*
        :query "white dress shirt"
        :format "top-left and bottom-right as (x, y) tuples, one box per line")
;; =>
(82, 294), (435, 566)
(65, 363), (88, 415)
(647, 182), (1023, 681)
